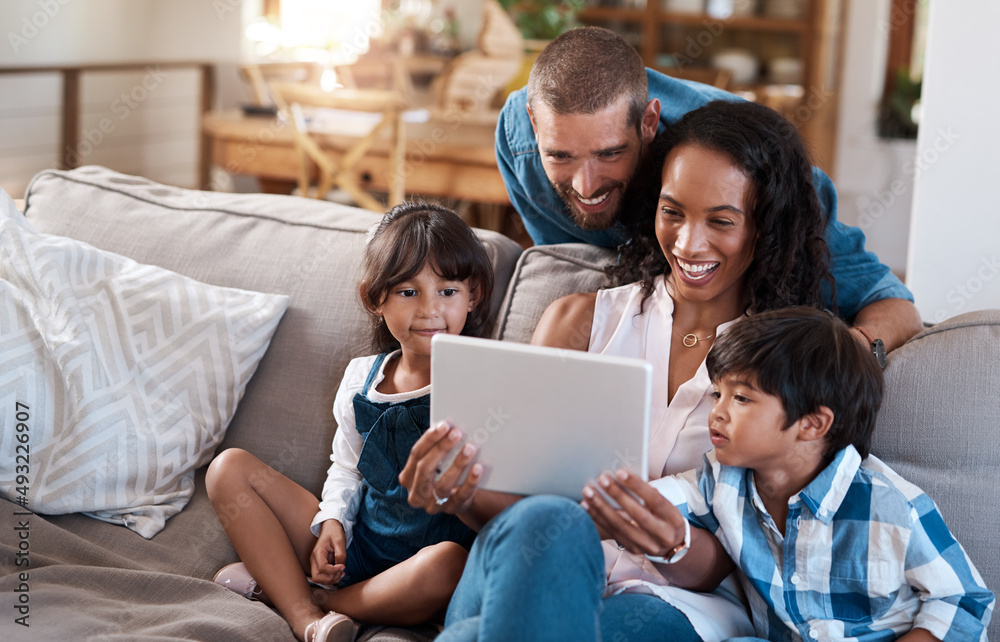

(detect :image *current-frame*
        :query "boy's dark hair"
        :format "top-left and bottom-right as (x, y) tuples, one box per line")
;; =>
(359, 202), (495, 353)
(706, 306), (883, 460)
(527, 27), (648, 132)
(609, 100), (835, 316)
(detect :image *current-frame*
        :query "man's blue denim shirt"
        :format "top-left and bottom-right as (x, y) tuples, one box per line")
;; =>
(495, 68), (913, 319)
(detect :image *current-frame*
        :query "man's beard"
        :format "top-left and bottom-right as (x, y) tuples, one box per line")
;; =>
(554, 180), (627, 231)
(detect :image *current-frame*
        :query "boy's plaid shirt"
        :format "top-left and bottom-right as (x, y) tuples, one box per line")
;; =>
(655, 447), (994, 641)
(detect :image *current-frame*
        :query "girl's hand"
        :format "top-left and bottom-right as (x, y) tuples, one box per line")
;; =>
(581, 470), (686, 559)
(398, 421), (483, 515)
(310, 519), (347, 586)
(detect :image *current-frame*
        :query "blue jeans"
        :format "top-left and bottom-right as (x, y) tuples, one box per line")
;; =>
(439, 496), (702, 642)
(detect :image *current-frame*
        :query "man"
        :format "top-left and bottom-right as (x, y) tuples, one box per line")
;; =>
(495, 27), (923, 352)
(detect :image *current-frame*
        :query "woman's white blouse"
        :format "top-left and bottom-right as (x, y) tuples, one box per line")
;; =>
(589, 276), (753, 640)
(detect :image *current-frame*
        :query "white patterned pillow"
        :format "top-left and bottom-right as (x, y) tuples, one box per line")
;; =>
(0, 190), (289, 538)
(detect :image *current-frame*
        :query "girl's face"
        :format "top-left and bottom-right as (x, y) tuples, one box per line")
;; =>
(375, 262), (478, 362)
(655, 143), (757, 310)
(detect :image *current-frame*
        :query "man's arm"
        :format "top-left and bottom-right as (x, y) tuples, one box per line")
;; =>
(852, 298), (924, 353)
(812, 167), (922, 348)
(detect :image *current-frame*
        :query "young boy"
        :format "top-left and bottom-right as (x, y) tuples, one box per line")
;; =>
(646, 306), (993, 641)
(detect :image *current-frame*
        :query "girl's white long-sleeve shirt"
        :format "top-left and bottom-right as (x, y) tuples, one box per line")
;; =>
(309, 351), (429, 547)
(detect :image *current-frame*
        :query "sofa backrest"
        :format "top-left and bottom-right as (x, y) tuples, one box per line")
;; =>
(22, 166), (523, 494)
(493, 244), (616, 343)
(873, 309), (1000, 637)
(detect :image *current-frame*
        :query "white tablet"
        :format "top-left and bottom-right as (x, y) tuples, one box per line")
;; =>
(430, 334), (652, 499)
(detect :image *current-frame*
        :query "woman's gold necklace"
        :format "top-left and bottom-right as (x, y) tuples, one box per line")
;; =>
(673, 327), (715, 348)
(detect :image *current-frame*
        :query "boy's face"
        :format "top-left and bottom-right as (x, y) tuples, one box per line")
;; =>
(709, 372), (799, 471)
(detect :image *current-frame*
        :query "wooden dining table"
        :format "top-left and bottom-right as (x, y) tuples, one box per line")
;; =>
(201, 109), (510, 206)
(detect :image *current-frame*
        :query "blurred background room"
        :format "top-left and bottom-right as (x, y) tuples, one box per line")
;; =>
(1, 0), (996, 319)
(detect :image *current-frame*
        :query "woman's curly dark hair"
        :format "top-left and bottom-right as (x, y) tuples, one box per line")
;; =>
(609, 100), (835, 315)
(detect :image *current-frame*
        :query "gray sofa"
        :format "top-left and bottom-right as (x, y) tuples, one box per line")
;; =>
(1, 166), (996, 640)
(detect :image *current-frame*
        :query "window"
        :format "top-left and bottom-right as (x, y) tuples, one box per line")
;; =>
(250, 0), (385, 64)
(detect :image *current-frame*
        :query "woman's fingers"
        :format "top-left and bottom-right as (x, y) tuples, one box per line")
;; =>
(426, 434), (481, 513)
(399, 422), (458, 498)
(582, 471), (684, 557)
(399, 421), (480, 514)
(399, 422), (454, 487)
(611, 470), (687, 555)
(582, 479), (646, 552)
(581, 485), (625, 541)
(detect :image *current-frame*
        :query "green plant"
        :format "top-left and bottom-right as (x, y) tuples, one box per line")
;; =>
(878, 67), (921, 139)
(498, 0), (586, 41)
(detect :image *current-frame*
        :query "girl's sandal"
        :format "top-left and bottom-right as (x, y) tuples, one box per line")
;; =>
(213, 562), (272, 607)
(304, 611), (355, 642)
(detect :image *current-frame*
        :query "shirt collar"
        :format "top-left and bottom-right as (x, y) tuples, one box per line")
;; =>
(796, 445), (863, 524)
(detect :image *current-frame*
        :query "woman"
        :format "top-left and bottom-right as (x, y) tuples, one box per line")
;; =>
(398, 100), (835, 641)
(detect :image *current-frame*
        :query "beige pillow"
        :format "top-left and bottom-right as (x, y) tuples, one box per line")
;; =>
(0, 190), (289, 538)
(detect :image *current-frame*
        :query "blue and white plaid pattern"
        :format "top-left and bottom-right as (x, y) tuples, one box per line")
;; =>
(656, 447), (994, 641)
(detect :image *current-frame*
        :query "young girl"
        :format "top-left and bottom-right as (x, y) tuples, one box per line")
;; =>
(206, 202), (495, 642)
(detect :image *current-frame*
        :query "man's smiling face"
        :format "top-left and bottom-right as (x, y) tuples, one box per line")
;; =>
(529, 97), (657, 231)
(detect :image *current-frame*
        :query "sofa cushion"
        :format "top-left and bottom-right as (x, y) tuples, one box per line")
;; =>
(23, 167), (524, 496)
(1, 190), (288, 538)
(494, 243), (617, 343)
(872, 309), (1000, 639)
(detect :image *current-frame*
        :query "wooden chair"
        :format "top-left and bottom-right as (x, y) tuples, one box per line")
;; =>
(240, 62), (324, 106)
(335, 56), (414, 98)
(429, 0), (523, 124)
(269, 82), (408, 212)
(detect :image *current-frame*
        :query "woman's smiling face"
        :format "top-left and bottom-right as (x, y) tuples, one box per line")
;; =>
(655, 143), (757, 310)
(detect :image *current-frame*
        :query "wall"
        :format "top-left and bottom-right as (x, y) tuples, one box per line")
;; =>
(0, 0), (246, 197)
(832, 0), (913, 279)
(906, 0), (1000, 321)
